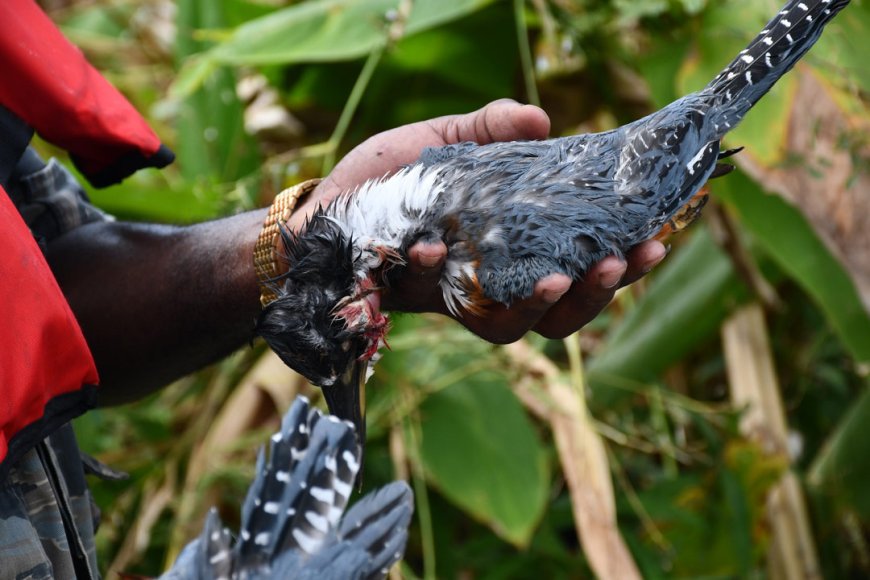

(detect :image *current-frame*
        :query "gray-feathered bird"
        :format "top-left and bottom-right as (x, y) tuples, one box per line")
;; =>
(160, 396), (413, 579)
(256, 0), (849, 443)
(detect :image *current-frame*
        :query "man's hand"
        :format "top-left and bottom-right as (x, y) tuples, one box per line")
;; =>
(289, 99), (666, 343)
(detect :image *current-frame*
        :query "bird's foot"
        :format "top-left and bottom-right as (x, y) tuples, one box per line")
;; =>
(654, 186), (710, 241)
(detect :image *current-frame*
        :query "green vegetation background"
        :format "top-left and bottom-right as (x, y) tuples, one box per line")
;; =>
(43, 0), (869, 577)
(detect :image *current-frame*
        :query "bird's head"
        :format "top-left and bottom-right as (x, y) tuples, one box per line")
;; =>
(256, 212), (390, 443)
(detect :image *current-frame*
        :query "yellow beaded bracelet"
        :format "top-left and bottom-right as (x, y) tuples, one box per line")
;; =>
(253, 178), (322, 307)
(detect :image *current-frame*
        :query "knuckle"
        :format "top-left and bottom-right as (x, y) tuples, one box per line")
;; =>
(489, 331), (526, 345)
(471, 325), (526, 345)
(535, 326), (574, 340)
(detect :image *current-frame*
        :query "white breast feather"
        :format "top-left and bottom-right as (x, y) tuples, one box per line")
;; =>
(439, 260), (476, 317)
(324, 165), (446, 284)
(329, 164), (441, 249)
(327, 164), (478, 317)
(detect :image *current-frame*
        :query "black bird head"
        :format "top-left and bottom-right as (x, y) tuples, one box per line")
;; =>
(256, 212), (389, 444)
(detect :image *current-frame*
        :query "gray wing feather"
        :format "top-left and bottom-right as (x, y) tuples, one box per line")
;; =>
(338, 481), (414, 578)
(159, 510), (233, 580)
(274, 481), (413, 580)
(418, 141), (480, 167)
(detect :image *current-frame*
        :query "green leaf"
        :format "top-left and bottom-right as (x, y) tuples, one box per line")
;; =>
(638, 34), (693, 108)
(719, 467), (754, 574)
(170, 54), (218, 100)
(86, 177), (223, 223)
(210, 0), (497, 66)
(60, 5), (129, 39)
(170, 0), (498, 99)
(675, 2), (794, 164)
(677, 0), (707, 15)
(175, 0), (261, 182)
(418, 371), (549, 548)
(814, 0), (870, 94)
(809, 384), (870, 519)
(385, 5), (516, 100)
(614, 0), (668, 24)
(174, 66), (261, 182)
(588, 227), (748, 393)
(370, 318), (549, 548)
(69, 160), (223, 223)
(628, 439), (780, 577)
(355, 1), (518, 129)
(717, 172), (870, 364)
(211, 0), (394, 66)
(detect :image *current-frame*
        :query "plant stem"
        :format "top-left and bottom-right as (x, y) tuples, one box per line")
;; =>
(514, 0), (540, 107)
(403, 383), (437, 580)
(650, 383), (679, 478)
(608, 445), (673, 555)
(322, 45), (385, 173)
(563, 332), (586, 414)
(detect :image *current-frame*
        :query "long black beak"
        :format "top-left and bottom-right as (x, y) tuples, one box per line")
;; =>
(321, 357), (367, 485)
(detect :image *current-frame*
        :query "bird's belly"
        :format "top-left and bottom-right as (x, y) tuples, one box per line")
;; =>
(439, 214), (627, 311)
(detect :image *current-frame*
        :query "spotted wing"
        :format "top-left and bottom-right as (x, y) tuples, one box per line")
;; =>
(270, 481), (414, 580)
(162, 396), (413, 579)
(158, 509), (232, 580)
(612, 109), (721, 244)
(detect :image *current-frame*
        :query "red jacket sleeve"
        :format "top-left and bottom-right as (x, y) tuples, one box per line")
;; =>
(0, 0), (174, 187)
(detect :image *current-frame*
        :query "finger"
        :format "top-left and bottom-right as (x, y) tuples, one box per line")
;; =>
(460, 273), (570, 344)
(621, 240), (667, 286)
(532, 257), (627, 339)
(380, 241), (448, 312)
(319, 101), (551, 202)
(533, 242), (666, 338)
(406, 240), (447, 274)
(433, 99), (551, 145)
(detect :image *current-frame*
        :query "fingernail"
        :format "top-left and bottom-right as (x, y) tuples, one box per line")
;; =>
(541, 287), (567, 304)
(418, 253), (440, 268)
(599, 263), (627, 289)
(642, 251), (667, 274)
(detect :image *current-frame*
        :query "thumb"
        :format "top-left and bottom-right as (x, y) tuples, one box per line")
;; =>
(430, 99), (550, 145)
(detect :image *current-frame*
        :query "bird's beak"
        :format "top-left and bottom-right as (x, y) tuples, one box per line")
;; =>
(321, 357), (367, 448)
(322, 357), (367, 490)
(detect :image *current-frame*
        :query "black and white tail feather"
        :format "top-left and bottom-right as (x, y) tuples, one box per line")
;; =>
(704, 0), (850, 135)
(160, 397), (413, 580)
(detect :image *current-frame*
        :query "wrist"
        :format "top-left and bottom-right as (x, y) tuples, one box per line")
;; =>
(253, 178), (322, 307)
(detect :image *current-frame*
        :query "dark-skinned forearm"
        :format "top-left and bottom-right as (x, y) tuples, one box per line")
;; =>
(45, 210), (268, 405)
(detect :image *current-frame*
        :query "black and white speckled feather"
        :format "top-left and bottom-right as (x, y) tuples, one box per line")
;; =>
(159, 397), (413, 579)
(270, 483), (414, 580)
(161, 510), (233, 580)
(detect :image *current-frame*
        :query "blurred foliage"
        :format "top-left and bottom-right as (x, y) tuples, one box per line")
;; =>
(43, 0), (870, 577)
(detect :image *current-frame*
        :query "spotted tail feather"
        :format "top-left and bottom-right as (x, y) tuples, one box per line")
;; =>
(159, 510), (233, 580)
(233, 398), (361, 573)
(706, 0), (849, 136)
(159, 396), (414, 579)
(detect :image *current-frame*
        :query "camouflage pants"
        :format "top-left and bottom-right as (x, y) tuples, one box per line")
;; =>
(0, 424), (100, 579)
